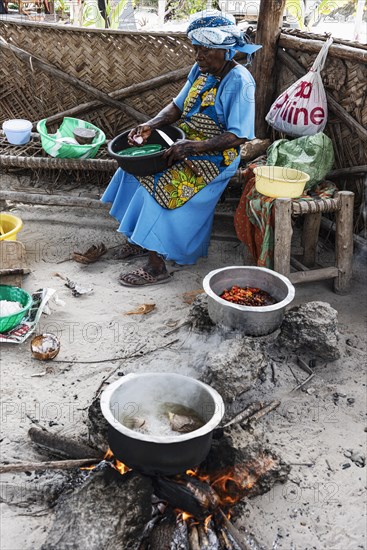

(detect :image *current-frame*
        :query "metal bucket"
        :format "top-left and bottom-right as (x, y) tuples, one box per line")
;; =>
(203, 266), (295, 336)
(100, 373), (225, 476)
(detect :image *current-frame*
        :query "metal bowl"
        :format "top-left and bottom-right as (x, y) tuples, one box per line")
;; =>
(100, 373), (224, 475)
(203, 266), (295, 336)
(108, 125), (185, 177)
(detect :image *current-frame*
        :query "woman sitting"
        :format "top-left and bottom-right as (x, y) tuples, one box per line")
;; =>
(102, 9), (261, 287)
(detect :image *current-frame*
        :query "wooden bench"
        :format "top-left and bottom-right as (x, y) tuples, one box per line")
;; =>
(274, 191), (354, 294)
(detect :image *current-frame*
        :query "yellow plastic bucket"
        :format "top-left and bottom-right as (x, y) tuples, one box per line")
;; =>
(0, 213), (24, 241)
(254, 166), (310, 199)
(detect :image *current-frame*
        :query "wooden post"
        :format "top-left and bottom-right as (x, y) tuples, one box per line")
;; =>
(274, 198), (292, 277)
(334, 191), (354, 294)
(302, 212), (321, 267)
(252, 0), (287, 139)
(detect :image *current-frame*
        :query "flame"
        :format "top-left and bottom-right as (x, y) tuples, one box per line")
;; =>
(210, 465), (256, 506)
(104, 448), (114, 460)
(114, 459), (130, 475)
(81, 448), (130, 474)
(101, 448), (130, 475)
(204, 514), (212, 531)
(186, 468), (210, 483)
(181, 511), (193, 522)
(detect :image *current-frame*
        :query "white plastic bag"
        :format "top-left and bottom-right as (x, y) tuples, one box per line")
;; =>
(266, 37), (333, 137)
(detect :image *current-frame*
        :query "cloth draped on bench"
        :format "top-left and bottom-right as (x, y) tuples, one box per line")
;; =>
(234, 165), (337, 269)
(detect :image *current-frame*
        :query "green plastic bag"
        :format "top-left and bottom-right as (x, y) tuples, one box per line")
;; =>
(266, 133), (334, 191)
(37, 117), (106, 159)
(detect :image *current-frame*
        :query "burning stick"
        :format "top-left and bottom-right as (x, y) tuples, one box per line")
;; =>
(188, 524), (200, 550)
(0, 457), (97, 474)
(171, 517), (189, 549)
(153, 474), (220, 520)
(218, 509), (264, 550)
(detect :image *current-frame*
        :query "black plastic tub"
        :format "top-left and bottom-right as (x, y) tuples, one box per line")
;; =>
(107, 125), (185, 177)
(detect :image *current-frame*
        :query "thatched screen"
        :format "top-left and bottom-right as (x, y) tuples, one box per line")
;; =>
(0, 21), (366, 224)
(0, 20), (193, 137)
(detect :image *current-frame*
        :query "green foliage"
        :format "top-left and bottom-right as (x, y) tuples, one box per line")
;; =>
(108, 0), (128, 29)
(318, 0), (352, 15)
(285, 0), (305, 29)
(165, 0), (214, 21)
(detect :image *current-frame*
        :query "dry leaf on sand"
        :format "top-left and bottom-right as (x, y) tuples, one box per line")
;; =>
(125, 304), (156, 315)
(182, 289), (204, 305)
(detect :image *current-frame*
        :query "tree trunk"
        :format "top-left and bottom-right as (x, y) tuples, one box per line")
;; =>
(253, 0), (287, 139)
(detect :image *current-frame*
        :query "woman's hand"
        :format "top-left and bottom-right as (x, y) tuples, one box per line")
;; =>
(127, 124), (152, 146)
(163, 139), (201, 167)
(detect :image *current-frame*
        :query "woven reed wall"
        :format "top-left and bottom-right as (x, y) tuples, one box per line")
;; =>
(0, 20), (193, 137)
(0, 21), (366, 225)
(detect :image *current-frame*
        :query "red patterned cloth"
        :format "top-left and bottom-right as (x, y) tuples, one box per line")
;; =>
(234, 166), (337, 269)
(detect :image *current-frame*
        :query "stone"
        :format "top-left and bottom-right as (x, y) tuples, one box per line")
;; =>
(278, 301), (340, 360)
(188, 294), (215, 332)
(200, 335), (267, 402)
(41, 468), (152, 550)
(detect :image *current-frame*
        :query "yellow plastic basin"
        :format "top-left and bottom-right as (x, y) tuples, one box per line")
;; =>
(254, 166), (310, 199)
(0, 213), (23, 241)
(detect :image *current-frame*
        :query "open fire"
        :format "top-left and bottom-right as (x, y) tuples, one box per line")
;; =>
(88, 447), (283, 549)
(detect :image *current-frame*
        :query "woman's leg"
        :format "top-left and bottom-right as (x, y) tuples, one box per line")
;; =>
(118, 251), (170, 287)
(144, 251), (168, 276)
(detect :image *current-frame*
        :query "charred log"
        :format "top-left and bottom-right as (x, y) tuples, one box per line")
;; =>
(28, 427), (102, 460)
(152, 474), (220, 520)
(146, 512), (177, 550)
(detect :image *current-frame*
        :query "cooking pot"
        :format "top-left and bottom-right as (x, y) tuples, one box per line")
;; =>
(108, 125), (185, 177)
(100, 373), (224, 475)
(203, 266), (295, 336)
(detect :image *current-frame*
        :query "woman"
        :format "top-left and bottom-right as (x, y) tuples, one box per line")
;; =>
(102, 10), (261, 287)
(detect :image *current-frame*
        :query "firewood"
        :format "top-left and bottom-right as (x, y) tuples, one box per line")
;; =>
(218, 509), (264, 550)
(153, 474), (220, 520)
(246, 400), (281, 424)
(218, 528), (235, 549)
(197, 524), (210, 548)
(0, 458), (97, 474)
(223, 402), (265, 428)
(171, 518), (189, 550)
(28, 427), (101, 460)
(206, 523), (220, 550)
(147, 515), (176, 550)
(188, 524), (200, 550)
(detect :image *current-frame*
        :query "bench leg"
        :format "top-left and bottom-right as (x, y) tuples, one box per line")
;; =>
(274, 198), (292, 277)
(334, 191), (354, 294)
(302, 212), (321, 267)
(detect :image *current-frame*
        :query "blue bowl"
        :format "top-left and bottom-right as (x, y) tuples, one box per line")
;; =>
(2, 119), (33, 145)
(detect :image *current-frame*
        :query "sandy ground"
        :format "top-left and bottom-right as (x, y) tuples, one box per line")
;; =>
(0, 201), (366, 550)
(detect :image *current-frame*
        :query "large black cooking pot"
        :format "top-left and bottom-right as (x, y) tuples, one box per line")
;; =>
(100, 373), (224, 476)
(107, 125), (185, 177)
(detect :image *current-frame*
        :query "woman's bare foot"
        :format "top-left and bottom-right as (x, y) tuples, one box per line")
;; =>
(113, 242), (148, 260)
(118, 251), (171, 287)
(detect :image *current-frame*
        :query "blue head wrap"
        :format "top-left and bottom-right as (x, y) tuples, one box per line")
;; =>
(187, 10), (262, 59)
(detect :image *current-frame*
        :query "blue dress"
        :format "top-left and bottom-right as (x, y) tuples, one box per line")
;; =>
(101, 63), (256, 265)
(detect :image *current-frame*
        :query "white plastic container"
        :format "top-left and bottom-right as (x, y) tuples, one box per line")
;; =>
(2, 119), (33, 145)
